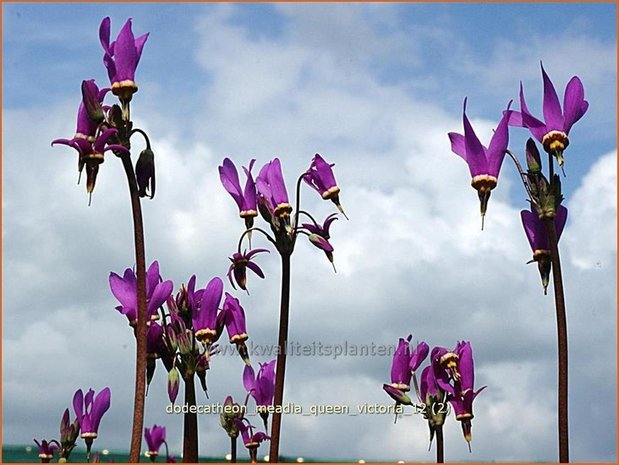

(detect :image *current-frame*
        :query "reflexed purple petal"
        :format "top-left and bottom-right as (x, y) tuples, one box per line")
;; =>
(72, 389), (84, 428)
(390, 336), (412, 386)
(242, 159), (258, 211)
(99, 17), (111, 54)
(89, 387), (111, 433)
(562, 76), (588, 133)
(486, 101), (511, 178)
(93, 128), (119, 152)
(322, 213), (339, 236)
(456, 341), (474, 392)
(148, 280), (174, 316)
(448, 132), (467, 161)
(219, 158), (244, 209)
(541, 63), (564, 131)
(308, 234), (333, 252)
(243, 364), (256, 393)
(245, 248), (269, 259)
(520, 210), (541, 251)
(109, 270), (137, 309)
(555, 205), (568, 240)
(301, 223), (321, 235)
(267, 158), (289, 206)
(134, 33), (150, 68)
(146, 261), (160, 297)
(461, 99), (488, 177)
(518, 83), (547, 142)
(409, 341), (429, 372)
(246, 261), (265, 279)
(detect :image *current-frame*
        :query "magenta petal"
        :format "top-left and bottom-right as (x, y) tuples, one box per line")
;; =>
(243, 364), (256, 393)
(562, 76), (588, 133)
(541, 63), (564, 132)
(461, 99), (488, 177)
(520, 210), (540, 251)
(246, 261), (265, 279)
(99, 17), (111, 54)
(219, 158), (244, 209)
(555, 205), (568, 240)
(448, 132), (467, 161)
(146, 261), (160, 297)
(134, 33), (150, 68)
(109, 270), (137, 309)
(486, 102), (511, 178)
(409, 341), (429, 372)
(148, 280), (174, 316)
(72, 389), (84, 427)
(114, 19), (138, 82)
(89, 387), (111, 433)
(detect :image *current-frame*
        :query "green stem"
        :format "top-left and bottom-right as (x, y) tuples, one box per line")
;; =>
(269, 253), (292, 462)
(182, 376), (199, 463)
(120, 152), (148, 464)
(543, 217), (569, 463)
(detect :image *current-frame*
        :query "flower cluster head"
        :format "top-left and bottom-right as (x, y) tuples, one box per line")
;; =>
(72, 387), (111, 444)
(448, 98), (512, 228)
(521, 205), (568, 294)
(509, 62), (588, 166)
(227, 248), (269, 292)
(33, 439), (60, 463)
(244, 359), (276, 428)
(144, 424), (166, 461)
(99, 17), (149, 101)
(109, 260), (174, 327)
(303, 153), (347, 218)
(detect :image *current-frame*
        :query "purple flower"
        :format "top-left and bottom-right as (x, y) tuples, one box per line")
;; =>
(447, 341), (486, 445)
(390, 335), (413, 391)
(521, 205), (568, 294)
(303, 153), (347, 218)
(448, 99), (512, 228)
(234, 418), (269, 462)
(192, 277), (223, 344)
(99, 17), (149, 100)
(220, 158), (259, 229)
(33, 439), (59, 462)
(382, 383), (414, 406)
(109, 260), (174, 326)
(419, 365), (441, 404)
(227, 248), (269, 292)
(256, 158), (292, 219)
(243, 360), (276, 407)
(410, 341), (430, 372)
(72, 387), (111, 439)
(220, 293), (250, 363)
(144, 424), (166, 459)
(52, 128), (129, 197)
(509, 63), (588, 166)
(301, 213), (339, 267)
(244, 359), (276, 428)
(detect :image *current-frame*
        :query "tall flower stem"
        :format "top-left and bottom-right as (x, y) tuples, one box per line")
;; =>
(543, 216), (569, 462)
(182, 376), (199, 463)
(120, 152), (148, 463)
(435, 425), (444, 463)
(269, 252), (292, 462)
(231, 436), (237, 463)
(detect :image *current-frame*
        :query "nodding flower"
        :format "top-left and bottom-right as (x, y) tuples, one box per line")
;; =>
(448, 98), (512, 229)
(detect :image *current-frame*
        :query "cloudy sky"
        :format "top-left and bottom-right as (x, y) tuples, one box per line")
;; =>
(3, 2), (617, 462)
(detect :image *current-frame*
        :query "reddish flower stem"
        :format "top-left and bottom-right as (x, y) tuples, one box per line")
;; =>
(182, 376), (199, 462)
(435, 425), (444, 463)
(269, 252), (291, 462)
(120, 153), (148, 463)
(543, 216), (569, 463)
(231, 436), (237, 463)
